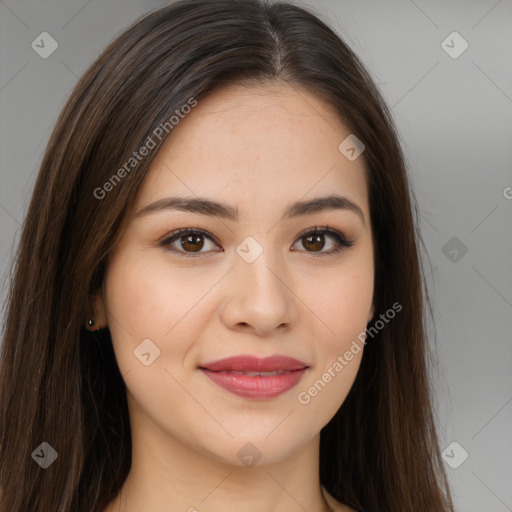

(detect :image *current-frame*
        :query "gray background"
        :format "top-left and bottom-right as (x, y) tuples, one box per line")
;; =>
(1, 1), (511, 511)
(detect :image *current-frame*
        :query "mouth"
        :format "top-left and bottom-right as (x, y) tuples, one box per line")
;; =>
(198, 355), (309, 399)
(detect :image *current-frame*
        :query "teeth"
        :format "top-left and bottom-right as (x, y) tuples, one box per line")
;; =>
(224, 370), (287, 376)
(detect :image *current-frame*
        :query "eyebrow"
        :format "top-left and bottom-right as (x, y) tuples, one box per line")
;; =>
(135, 194), (366, 225)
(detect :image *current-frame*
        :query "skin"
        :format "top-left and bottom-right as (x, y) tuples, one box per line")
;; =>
(96, 81), (374, 512)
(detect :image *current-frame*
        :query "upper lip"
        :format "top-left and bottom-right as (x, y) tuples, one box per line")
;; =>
(199, 355), (308, 372)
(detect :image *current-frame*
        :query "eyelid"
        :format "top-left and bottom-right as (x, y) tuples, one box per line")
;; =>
(293, 225), (354, 256)
(159, 225), (354, 257)
(159, 227), (222, 257)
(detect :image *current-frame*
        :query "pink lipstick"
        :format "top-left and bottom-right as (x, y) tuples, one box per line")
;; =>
(199, 355), (308, 399)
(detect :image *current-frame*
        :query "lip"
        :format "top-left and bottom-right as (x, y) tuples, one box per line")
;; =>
(198, 355), (309, 399)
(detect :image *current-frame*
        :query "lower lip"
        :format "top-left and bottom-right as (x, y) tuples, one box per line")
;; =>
(199, 368), (307, 399)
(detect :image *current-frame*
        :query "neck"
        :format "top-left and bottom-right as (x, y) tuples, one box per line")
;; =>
(105, 411), (333, 512)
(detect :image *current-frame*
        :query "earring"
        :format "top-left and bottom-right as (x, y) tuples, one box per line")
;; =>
(87, 319), (104, 331)
(87, 319), (108, 331)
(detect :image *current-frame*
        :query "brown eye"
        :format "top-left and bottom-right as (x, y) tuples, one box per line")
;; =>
(160, 226), (354, 258)
(292, 227), (354, 255)
(302, 233), (326, 252)
(160, 228), (220, 257)
(179, 233), (205, 252)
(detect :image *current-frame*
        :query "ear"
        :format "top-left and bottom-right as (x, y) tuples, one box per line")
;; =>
(86, 288), (108, 330)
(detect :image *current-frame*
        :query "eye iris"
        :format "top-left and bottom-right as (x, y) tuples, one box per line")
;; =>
(303, 233), (325, 252)
(181, 233), (204, 252)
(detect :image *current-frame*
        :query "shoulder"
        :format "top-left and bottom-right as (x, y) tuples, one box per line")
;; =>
(322, 486), (358, 512)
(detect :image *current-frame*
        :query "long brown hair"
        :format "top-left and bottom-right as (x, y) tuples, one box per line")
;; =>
(0, 1), (454, 510)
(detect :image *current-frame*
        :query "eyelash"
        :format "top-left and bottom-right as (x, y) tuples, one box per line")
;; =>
(159, 225), (354, 258)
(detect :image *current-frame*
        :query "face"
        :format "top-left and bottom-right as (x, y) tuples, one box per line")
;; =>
(97, 81), (374, 466)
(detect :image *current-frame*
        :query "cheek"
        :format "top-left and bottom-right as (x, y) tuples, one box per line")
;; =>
(306, 262), (373, 346)
(104, 249), (209, 336)
(103, 249), (223, 377)
(102, 252), (210, 425)
(295, 258), (372, 417)
(296, 280), (368, 423)
(297, 361), (361, 444)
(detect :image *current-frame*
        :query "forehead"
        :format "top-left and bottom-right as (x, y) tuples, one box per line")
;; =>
(133, 81), (369, 220)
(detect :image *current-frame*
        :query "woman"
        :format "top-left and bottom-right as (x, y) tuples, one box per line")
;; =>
(0, 0), (454, 510)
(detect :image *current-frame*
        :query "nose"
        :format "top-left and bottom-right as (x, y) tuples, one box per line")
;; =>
(219, 250), (299, 337)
